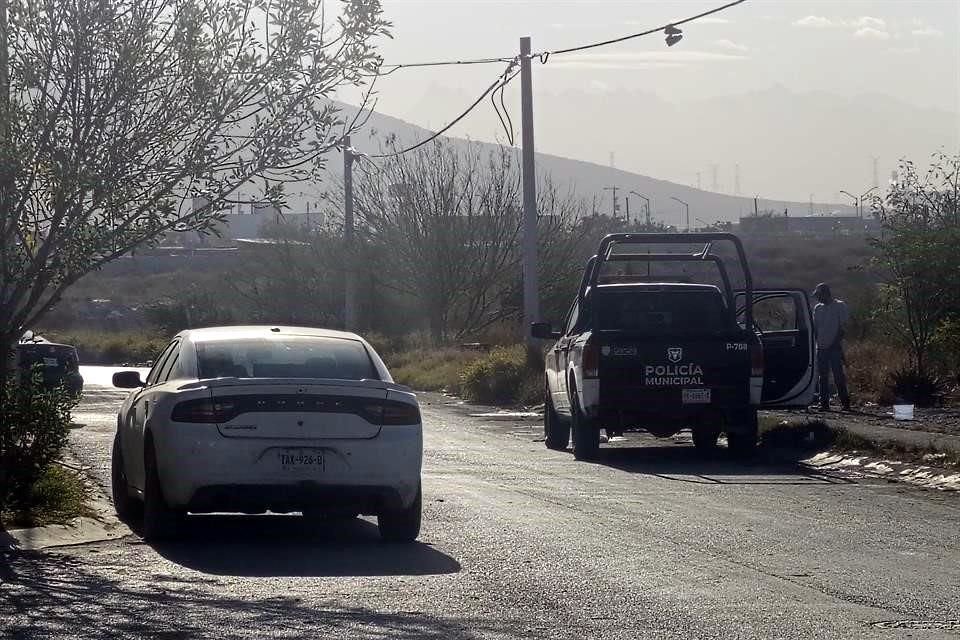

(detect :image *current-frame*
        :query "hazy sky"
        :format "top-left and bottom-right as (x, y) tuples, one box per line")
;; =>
(336, 0), (959, 201)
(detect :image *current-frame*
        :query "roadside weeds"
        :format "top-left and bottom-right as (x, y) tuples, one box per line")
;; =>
(1, 452), (129, 551)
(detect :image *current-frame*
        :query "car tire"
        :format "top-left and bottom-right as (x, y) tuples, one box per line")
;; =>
(544, 393), (570, 451)
(143, 440), (185, 541)
(570, 387), (600, 461)
(111, 434), (138, 522)
(727, 409), (759, 458)
(692, 427), (721, 452)
(378, 484), (422, 543)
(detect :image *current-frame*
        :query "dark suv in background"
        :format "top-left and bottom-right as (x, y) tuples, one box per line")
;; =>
(16, 334), (84, 398)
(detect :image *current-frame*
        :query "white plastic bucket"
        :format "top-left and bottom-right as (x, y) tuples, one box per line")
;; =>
(894, 404), (914, 421)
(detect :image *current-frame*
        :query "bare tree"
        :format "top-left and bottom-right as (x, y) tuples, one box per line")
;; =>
(349, 140), (585, 344)
(0, 0), (389, 376)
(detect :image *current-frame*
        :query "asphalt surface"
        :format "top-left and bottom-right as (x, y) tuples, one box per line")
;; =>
(2, 366), (959, 639)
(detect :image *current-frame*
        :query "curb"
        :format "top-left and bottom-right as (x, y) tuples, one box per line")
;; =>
(2, 453), (132, 552)
(798, 450), (960, 492)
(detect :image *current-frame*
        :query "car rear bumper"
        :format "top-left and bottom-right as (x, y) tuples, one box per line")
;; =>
(186, 483), (405, 515)
(151, 423), (422, 512)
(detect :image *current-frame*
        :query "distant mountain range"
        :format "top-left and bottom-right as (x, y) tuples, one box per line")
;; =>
(276, 83), (956, 225)
(297, 102), (862, 226)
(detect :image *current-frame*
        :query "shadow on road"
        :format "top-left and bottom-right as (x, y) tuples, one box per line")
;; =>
(588, 444), (853, 486)
(1, 547), (508, 640)
(149, 514), (461, 577)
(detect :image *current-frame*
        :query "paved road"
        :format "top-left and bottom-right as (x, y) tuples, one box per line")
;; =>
(2, 367), (959, 639)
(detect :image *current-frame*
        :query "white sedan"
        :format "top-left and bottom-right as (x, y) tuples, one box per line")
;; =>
(110, 326), (422, 542)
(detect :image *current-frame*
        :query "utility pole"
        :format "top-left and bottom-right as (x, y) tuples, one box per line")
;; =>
(520, 36), (539, 353)
(342, 135), (357, 330)
(625, 197), (630, 225)
(603, 186), (620, 219)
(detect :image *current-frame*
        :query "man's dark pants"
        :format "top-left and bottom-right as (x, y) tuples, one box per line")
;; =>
(817, 343), (849, 409)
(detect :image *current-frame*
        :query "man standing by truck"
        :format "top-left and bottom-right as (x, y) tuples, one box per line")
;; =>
(812, 283), (850, 411)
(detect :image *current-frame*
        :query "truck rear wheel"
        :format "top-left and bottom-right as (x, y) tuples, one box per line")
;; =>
(544, 394), (570, 451)
(570, 388), (600, 461)
(692, 427), (720, 452)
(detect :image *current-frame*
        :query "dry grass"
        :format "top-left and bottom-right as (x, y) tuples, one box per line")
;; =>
(844, 340), (909, 405)
(42, 329), (170, 365)
(386, 348), (485, 396)
(385, 345), (541, 407)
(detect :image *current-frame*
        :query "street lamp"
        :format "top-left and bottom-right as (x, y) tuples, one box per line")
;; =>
(859, 186), (879, 218)
(670, 196), (690, 232)
(839, 190), (859, 216)
(630, 191), (651, 226)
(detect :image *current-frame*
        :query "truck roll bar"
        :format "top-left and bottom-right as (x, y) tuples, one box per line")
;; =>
(578, 233), (754, 331)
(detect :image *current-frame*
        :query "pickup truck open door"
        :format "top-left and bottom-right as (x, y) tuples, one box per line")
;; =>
(738, 289), (817, 407)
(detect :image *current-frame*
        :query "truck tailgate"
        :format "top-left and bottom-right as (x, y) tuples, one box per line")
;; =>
(596, 332), (751, 409)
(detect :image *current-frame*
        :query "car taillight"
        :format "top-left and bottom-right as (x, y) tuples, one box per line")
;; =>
(750, 343), (764, 377)
(171, 398), (238, 423)
(361, 401), (421, 426)
(583, 343), (599, 378)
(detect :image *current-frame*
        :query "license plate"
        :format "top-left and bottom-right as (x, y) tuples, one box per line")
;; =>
(612, 346), (637, 357)
(682, 388), (711, 404)
(43, 357), (59, 367)
(278, 449), (324, 472)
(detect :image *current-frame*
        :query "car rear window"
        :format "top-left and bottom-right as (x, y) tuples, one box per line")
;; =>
(196, 336), (377, 381)
(595, 290), (733, 333)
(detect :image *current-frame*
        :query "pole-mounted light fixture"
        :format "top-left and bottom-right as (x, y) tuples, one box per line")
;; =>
(664, 24), (683, 47)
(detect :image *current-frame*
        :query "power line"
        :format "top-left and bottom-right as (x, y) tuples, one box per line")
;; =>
(367, 60), (519, 159)
(374, 57), (517, 77)
(533, 0), (748, 58)
(361, 0), (747, 159)
(370, 0), (748, 75)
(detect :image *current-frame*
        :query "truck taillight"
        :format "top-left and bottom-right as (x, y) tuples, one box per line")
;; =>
(583, 343), (599, 378)
(750, 343), (764, 377)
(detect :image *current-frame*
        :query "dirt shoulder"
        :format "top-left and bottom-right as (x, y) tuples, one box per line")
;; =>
(767, 406), (960, 456)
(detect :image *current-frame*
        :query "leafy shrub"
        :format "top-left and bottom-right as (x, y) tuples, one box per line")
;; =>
(460, 345), (536, 406)
(387, 348), (483, 396)
(0, 374), (75, 512)
(885, 367), (944, 407)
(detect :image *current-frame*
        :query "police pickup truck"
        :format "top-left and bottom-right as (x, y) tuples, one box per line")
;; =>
(531, 233), (816, 461)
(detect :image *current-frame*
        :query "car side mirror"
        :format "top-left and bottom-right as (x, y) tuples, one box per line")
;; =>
(113, 371), (145, 388)
(531, 322), (561, 340)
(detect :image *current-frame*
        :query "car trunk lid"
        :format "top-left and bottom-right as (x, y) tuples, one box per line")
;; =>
(199, 379), (391, 440)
